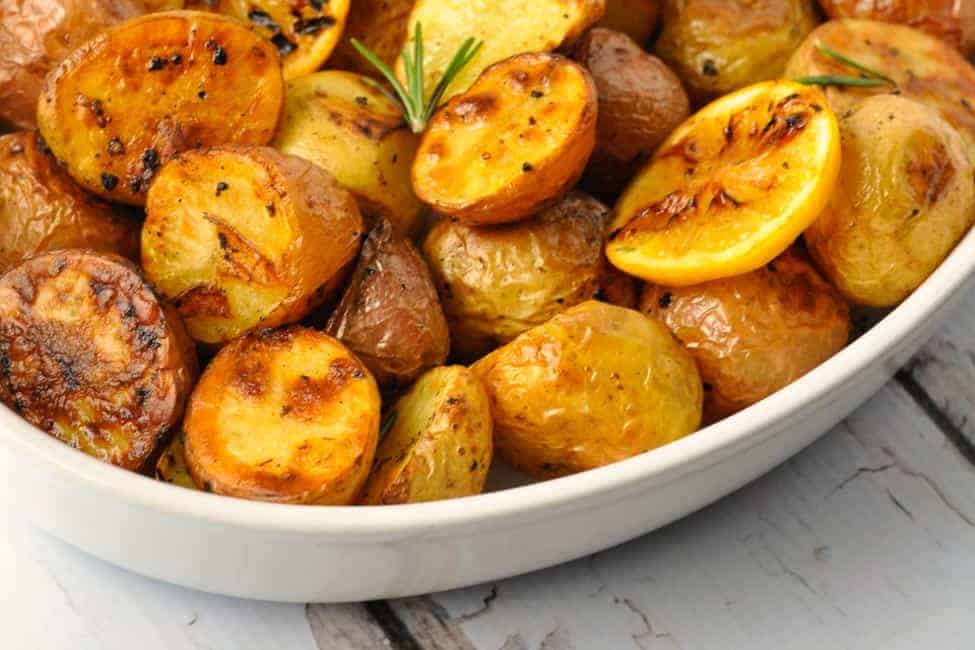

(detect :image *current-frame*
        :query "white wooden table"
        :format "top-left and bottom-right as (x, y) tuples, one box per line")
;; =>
(4, 291), (975, 650)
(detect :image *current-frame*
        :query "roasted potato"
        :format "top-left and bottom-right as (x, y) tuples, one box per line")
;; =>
(413, 53), (598, 226)
(272, 71), (423, 235)
(155, 432), (197, 489)
(0, 131), (140, 273)
(573, 28), (690, 199)
(360, 366), (493, 505)
(36, 11), (284, 206)
(325, 219), (449, 389)
(785, 19), (975, 160)
(423, 192), (632, 360)
(0, 250), (198, 470)
(805, 95), (975, 307)
(0, 0), (141, 130)
(597, 0), (659, 45)
(640, 248), (850, 422)
(142, 146), (362, 345)
(184, 0), (350, 79)
(183, 327), (380, 504)
(655, 0), (819, 102)
(397, 0), (604, 104)
(472, 301), (702, 479)
(817, 0), (975, 56)
(328, 0), (413, 76)
(133, 0), (184, 10)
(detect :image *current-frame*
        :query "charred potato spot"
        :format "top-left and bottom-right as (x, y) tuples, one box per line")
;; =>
(640, 248), (850, 422)
(143, 146), (362, 345)
(183, 327), (380, 504)
(0, 250), (197, 470)
(360, 366), (493, 505)
(472, 301), (702, 479)
(413, 53), (598, 226)
(37, 11), (284, 206)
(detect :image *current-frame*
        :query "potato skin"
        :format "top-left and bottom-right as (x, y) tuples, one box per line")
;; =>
(0, 0), (141, 130)
(422, 192), (634, 361)
(183, 327), (380, 504)
(573, 28), (690, 200)
(37, 11), (284, 206)
(413, 53), (598, 226)
(329, 0), (413, 76)
(805, 95), (975, 307)
(360, 366), (493, 505)
(0, 132), (140, 273)
(0, 250), (198, 470)
(598, 0), (658, 45)
(155, 432), (197, 490)
(472, 301), (702, 479)
(325, 219), (449, 389)
(640, 248), (850, 423)
(655, 0), (819, 102)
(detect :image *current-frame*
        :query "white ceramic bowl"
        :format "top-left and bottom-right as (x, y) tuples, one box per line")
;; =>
(2, 226), (974, 603)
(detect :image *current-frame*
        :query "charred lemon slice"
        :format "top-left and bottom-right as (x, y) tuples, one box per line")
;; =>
(606, 81), (840, 286)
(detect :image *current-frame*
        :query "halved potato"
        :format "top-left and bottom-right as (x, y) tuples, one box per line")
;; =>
(328, 0), (413, 76)
(360, 366), (493, 505)
(413, 53), (598, 226)
(472, 301), (702, 479)
(598, 0), (658, 45)
(0, 131), (140, 273)
(396, 0), (604, 104)
(0, 250), (198, 470)
(183, 327), (380, 504)
(142, 146), (363, 345)
(37, 11), (284, 206)
(272, 71), (423, 235)
(155, 432), (197, 489)
(184, 0), (350, 79)
(641, 247), (850, 423)
(805, 95), (975, 307)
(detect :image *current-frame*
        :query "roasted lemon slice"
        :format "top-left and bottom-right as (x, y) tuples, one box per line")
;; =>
(606, 80), (840, 286)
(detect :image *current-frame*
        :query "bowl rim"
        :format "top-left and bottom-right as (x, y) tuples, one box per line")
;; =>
(2, 228), (973, 539)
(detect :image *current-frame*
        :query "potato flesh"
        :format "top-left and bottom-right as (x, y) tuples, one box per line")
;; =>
(37, 11), (283, 206)
(155, 432), (197, 489)
(273, 71), (423, 235)
(397, 0), (605, 104)
(472, 301), (702, 479)
(183, 327), (380, 504)
(360, 366), (493, 505)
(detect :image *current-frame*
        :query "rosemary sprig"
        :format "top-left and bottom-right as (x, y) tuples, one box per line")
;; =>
(815, 44), (894, 84)
(351, 23), (483, 133)
(795, 44), (896, 89)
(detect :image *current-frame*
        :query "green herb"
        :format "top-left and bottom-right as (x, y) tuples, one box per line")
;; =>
(815, 44), (893, 84)
(795, 45), (896, 89)
(379, 410), (397, 438)
(351, 22), (483, 133)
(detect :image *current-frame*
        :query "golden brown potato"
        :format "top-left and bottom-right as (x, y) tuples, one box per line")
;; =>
(37, 11), (284, 206)
(805, 95), (975, 307)
(183, 327), (380, 504)
(640, 248), (850, 423)
(183, 0), (350, 79)
(360, 366), (493, 505)
(155, 432), (197, 490)
(785, 19), (975, 161)
(328, 0), (413, 76)
(133, 0), (184, 10)
(423, 192), (633, 360)
(143, 146), (363, 345)
(0, 0), (141, 130)
(0, 250), (198, 470)
(655, 0), (819, 102)
(413, 53), (597, 226)
(818, 0), (975, 56)
(325, 219), (449, 389)
(397, 0), (604, 104)
(573, 28), (690, 199)
(0, 132), (140, 273)
(472, 301), (702, 479)
(272, 71), (423, 235)
(598, 0), (658, 45)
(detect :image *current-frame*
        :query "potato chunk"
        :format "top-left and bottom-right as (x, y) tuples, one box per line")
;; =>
(0, 131), (140, 273)
(413, 53), (597, 226)
(272, 71), (423, 235)
(328, 0), (413, 76)
(360, 366), (493, 505)
(37, 11), (284, 206)
(0, 250), (198, 470)
(805, 95), (975, 307)
(183, 327), (380, 504)
(597, 0), (658, 45)
(325, 219), (450, 389)
(143, 146), (363, 345)
(472, 301), (702, 479)
(641, 248), (850, 423)
(155, 432), (197, 490)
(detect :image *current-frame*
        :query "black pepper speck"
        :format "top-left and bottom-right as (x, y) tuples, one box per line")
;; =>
(101, 173), (119, 191)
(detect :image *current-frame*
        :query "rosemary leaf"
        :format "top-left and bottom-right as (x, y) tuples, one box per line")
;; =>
(795, 75), (890, 88)
(816, 44), (894, 84)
